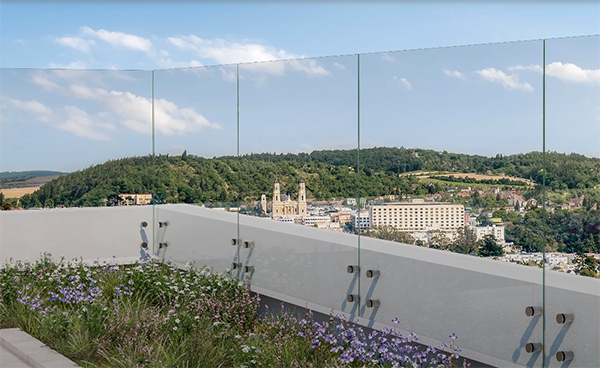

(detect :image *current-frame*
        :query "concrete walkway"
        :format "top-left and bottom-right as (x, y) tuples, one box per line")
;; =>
(0, 328), (80, 368)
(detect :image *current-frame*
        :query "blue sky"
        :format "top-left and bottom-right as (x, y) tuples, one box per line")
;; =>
(1, 2), (599, 172)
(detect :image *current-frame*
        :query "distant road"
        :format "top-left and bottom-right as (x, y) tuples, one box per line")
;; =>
(1, 187), (40, 198)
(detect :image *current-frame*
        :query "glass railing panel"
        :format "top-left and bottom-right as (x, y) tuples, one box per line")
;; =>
(238, 55), (360, 315)
(0, 69), (154, 263)
(544, 35), (600, 368)
(152, 65), (239, 273)
(360, 41), (544, 366)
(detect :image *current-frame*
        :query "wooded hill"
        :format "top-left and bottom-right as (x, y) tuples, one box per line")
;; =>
(17, 147), (600, 208)
(0, 170), (66, 180)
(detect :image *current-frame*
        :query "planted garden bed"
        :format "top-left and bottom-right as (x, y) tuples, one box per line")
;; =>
(0, 255), (465, 368)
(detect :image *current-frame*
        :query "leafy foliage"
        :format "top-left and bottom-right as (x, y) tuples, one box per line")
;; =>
(477, 235), (504, 257)
(1, 256), (466, 367)
(363, 226), (416, 244)
(18, 147), (599, 209)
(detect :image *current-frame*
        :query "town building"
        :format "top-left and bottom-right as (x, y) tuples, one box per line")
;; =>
(369, 199), (465, 232)
(271, 177), (307, 219)
(471, 224), (505, 244)
(352, 210), (371, 232)
(277, 217), (295, 223)
(301, 215), (331, 227)
(330, 210), (354, 226)
(118, 193), (152, 205)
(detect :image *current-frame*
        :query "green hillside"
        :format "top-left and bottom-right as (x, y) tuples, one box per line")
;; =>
(11, 147), (599, 209)
(0, 170), (66, 180)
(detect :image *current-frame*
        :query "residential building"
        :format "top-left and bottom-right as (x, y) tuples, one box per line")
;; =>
(352, 210), (371, 232)
(508, 196), (525, 208)
(489, 186), (501, 194)
(472, 224), (505, 244)
(277, 217), (295, 223)
(301, 216), (331, 227)
(330, 210), (353, 226)
(569, 196), (583, 210)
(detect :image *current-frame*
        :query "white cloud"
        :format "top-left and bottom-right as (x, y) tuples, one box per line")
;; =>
(14, 39), (26, 46)
(508, 62), (599, 84)
(68, 85), (221, 135)
(31, 74), (62, 91)
(167, 35), (328, 76)
(508, 64), (543, 73)
(393, 76), (412, 90)
(2, 97), (114, 141)
(60, 106), (116, 141)
(546, 62), (600, 84)
(219, 67), (237, 82)
(50, 29), (329, 78)
(157, 57), (204, 69)
(48, 60), (87, 69)
(80, 26), (154, 54)
(4, 97), (55, 123)
(475, 68), (533, 92)
(333, 62), (346, 70)
(381, 54), (395, 62)
(443, 69), (465, 79)
(54, 36), (95, 53)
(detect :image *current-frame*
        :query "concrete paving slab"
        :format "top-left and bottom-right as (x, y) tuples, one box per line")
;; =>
(0, 328), (80, 368)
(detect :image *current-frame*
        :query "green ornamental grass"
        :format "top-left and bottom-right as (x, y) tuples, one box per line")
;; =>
(0, 255), (465, 368)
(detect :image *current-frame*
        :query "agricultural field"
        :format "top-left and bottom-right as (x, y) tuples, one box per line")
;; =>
(401, 171), (535, 187)
(0, 187), (41, 198)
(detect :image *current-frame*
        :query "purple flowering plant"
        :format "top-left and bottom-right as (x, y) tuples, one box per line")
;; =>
(1, 254), (466, 368)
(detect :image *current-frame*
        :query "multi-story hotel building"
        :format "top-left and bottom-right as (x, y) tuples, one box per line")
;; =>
(369, 199), (465, 232)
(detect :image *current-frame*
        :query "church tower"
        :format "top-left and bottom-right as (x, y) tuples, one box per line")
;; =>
(260, 194), (267, 214)
(272, 176), (283, 219)
(298, 177), (307, 216)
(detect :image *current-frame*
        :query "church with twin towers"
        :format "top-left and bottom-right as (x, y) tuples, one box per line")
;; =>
(265, 176), (307, 219)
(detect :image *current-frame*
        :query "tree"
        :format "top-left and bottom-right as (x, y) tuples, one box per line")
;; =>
(106, 194), (124, 207)
(363, 225), (416, 244)
(20, 194), (42, 208)
(573, 252), (599, 278)
(477, 213), (491, 226)
(44, 198), (54, 208)
(427, 230), (451, 250)
(182, 150), (188, 161)
(450, 226), (478, 254)
(151, 193), (165, 205)
(478, 234), (504, 257)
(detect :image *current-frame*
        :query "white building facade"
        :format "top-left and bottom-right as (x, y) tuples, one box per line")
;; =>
(472, 224), (505, 244)
(369, 199), (465, 232)
(301, 216), (331, 227)
(352, 210), (371, 232)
